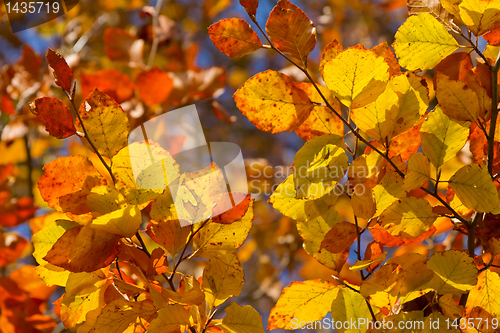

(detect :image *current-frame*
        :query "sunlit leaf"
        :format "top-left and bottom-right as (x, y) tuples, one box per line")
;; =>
(349, 252), (387, 271)
(293, 134), (348, 199)
(239, 0), (258, 15)
(90, 205), (142, 237)
(379, 197), (438, 239)
(465, 269), (500, 320)
(426, 250), (478, 294)
(323, 47), (390, 108)
(319, 39), (342, 74)
(320, 221), (360, 253)
(81, 69), (135, 103)
(459, 0), (500, 36)
(76, 89), (130, 160)
(46, 48), (73, 92)
(233, 70), (313, 133)
(209, 18), (262, 58)
(436, 74), (480, 122)
(30, 97), (76, 139)
(420, 106), (470, 169)
(330, 286), (375, 333)
(408, 0), (459, 31)
(267, 280), (338, 330)
(135, 68), (174, 106)
(393, 13), (459, 70)
(402, 153), (431, 192)
(147, 304), (191, 333)
(221, 302), (265, 333)
(266, 0), (316, 66)
(449, 164), (500, 213)
(373, 170), (406, 217)
(351, 184), (376, 219)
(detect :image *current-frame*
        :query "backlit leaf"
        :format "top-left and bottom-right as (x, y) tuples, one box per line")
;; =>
(90, 205), (142, 237)
(30, 97), (76, 139)
(147, 304), (191, 333)
(420, 106), (470, 169)
(402, 152), (431, 192)
(208, 18), (262, 58)
(351, 184), (376, 219)
(267, 280), (338, 330)
(239, 0), (258, 16)
(233, 70), (313, 133)
(293, 82), (344, 140)
(293, 134), (348, 199)
(459, 0), (500, 36)
(76, 89), (130, 160)
(323, 47), (390, 109)
(221, 302), (265, 333)
(81, 69), (135, 103)
(320, 221), (360, 253)
(202, 252), (245, 308)
(38, 155), (103, 214)
(46, 48), (73, 92)
(393, 13), (459, 70)
(426, 250), (478, 294)
(408, 0), (459, 31)
(379, 197), (438, 239)
(330, 286), (374, 333)
(319, 39), (342, 74)
(436, 74), (480, 122)
(103, 28), (144, 66)
(465, 269), (500, 320)
(266, 0), (316, 66)
(449, 164), (500, 213)
(135, 68), (174, 106)
(349, 252), (387, 271)
(373, 170), (406, 217)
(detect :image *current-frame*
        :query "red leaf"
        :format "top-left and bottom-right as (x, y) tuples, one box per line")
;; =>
(46, 48), (73, 92)
(80, 69), (135, 103)
(239, 0), (259, 15)
(30, 97), (76, 139)
(1, 95), (15, 116)
(0, 233), (28, 268)
(0, 193), (37, 227)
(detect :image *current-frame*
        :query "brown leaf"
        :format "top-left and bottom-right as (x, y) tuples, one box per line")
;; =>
(371, 225), (436, 247)
(364, 241), (384, 272)
(320, 221), (360, 253)
(44, 225), (121, 273)
(80, 69), (135, 103)
(484, 27), (500, 46)
(434, 52), (473, 85)
(46, 48), (73, 92)
(30, 97), (76, 139)
(239, 0), (258, 15)
(208, 18), (262, 58)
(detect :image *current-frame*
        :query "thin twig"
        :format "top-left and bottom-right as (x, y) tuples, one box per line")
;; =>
(23, 135), (34, 198)
(487, 52), (500, 175)
(64, 89), (116, 183)
(147, 0), (165, 68)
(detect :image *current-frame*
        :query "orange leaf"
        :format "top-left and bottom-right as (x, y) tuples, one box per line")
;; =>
(209, 18), (262, 58)
(136, 68), (174, 106)
(0, 195), (37, 227)
(30, 97), (76, 139)
(37, 155), (103, 214)
(0, 95), (15, 116)
(80, 69), (135, 103)
(211, 193), (251, 224)
(319, 39), (343, 74)
(46, 48), (73, 92)
(370, 225), (436, 247)
(372, 42), (402, 77)
(266, 0), (317, 66)
(434, 52), (473, 85)
(239, 0), (258, 15)
(147, 248), (169, 277)
(103, 28), (144, 65)
(484, 27), (500, 46)
(0, 233), (28, 268)
(44, 225), (121, 273)
(320, 221), (360, 253)
(364, 241), (384, 272)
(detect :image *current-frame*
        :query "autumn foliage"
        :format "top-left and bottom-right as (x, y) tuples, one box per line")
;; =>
(2, 0), (500, 332)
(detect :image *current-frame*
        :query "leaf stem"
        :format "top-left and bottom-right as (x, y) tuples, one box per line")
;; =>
(64, 89), (116, 183)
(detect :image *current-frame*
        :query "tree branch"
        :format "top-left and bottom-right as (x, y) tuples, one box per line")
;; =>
(487, 52), (500, 175)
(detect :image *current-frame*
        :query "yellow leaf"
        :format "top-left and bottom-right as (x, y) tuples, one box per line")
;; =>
(436, 74), (480, 122)
(208, 18), (262, 58)
(389, 72), (429, 135)
(323, 47), (390, 108)
(32, 220), (77, 286)
(194, 200), (253, 257)
(266, 0), (317, 66)
(202, 251), (244, 308)
(319, 39), (342, 74)
(459, 0), (500, 36)
(330, 286), (375, 333)
(270, 175), (347, 272)
(349, 252), (387, 271)
(420, 106), (470, 169)
(146, 304), (192, 333)
(88, 299), (156, 333)
(465, 269), (500, 320)
(423, 311), (461, 333)
(348, 150), (386, 187)
(408, 0), (461, 31)
(439, 294), (464, 320)
(351, 184), (376, 219)
(60, 269), (110, 328)
(403, 152), (431, 192)
(449, 164), (500, 213)
(383, 311), (426, 332)
(221, 302), (265, 333)
(90, 205), (142, 237)
(293, 134), (348, 199)
(426, 250), (478, 294)
(440, 0), (462, 20)
(379, 197), (438, 239)
(233, 70), (313, 133)
(393, 13), (460, 70)
(373, 170), (406, 217)
(111, 142), (179, 205)
(294, 83), (344, 140)
(267, 279), (338, 330)
(76, 89), (130, 160)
